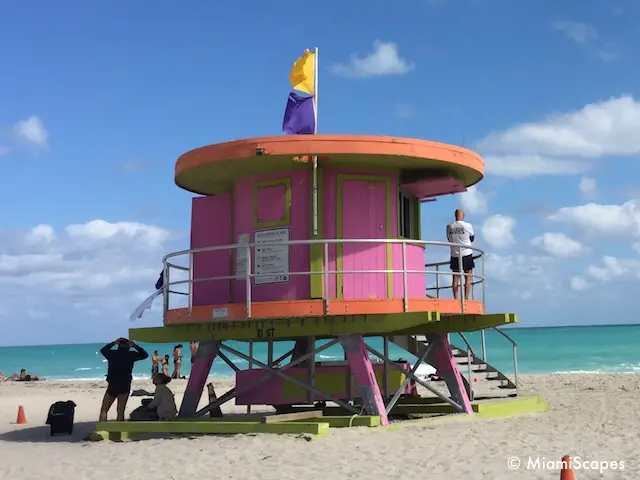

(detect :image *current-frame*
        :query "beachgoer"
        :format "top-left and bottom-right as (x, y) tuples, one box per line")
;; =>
(15, 369), (43, 381)
(151, 350), (160, 377)
(99, 338), (149, 422)
(162, 354), (170, 376)
(190, 341), (199, 364)
(146, 373), (177, 420)
(446, 208), (475, 300)
(172, 344), (183, 379)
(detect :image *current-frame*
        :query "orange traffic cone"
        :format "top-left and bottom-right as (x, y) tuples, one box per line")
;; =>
(560, 455), (575, 480)
(16, 406), (27, 424)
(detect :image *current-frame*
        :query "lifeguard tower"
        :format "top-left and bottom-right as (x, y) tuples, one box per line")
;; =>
(94, 134), (546, 440)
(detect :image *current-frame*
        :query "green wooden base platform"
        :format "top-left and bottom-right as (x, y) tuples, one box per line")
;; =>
(90, 396), (546, 442)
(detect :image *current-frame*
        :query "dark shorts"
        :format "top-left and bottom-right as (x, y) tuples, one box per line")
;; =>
(151, 365), (159, 376)
(450, 254), (475, 273)
(106, 381), (132, 397)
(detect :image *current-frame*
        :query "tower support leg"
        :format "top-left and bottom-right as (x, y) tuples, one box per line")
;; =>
(339, 334), (389, 425)
(178, 341), (220, 417)
(425, 334), (473, 413)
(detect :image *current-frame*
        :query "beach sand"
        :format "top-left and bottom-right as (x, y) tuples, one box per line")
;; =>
(0, 374), (638, 479)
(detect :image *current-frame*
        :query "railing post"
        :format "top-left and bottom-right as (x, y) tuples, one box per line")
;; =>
(245, 245), (252, 319)
(247, 341), (253, 414)
(435, 264), (440, 299)
(323, 242), (330, 315)
(401, 242), (408, 312)
(481, 329), (487, 362)
(188, 252), (193, 321)
(458, 251), (465, 313)
(481, 252), (486, 314)
(513, 344), (519, 396)
(467, 348), (474, 401)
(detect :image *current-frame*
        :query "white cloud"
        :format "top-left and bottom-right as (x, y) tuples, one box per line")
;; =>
(572, 256), (640, 291)
(552, 21), (597, 44)
(0, 220), (186, 345)
(484, 253), (558, 295)
(579, 176), (597, 200)
(330, 41), (414, 78)
(570, 275), (592, 291)
(481, 214), (515, 248)
(482, 154), (589, 178)
(459, 186), (488, 215)
(476, 95), (640, 178)
(530, 232), (587, 258)
(548, 200), (640, 239)
(12, 115), (49, 147)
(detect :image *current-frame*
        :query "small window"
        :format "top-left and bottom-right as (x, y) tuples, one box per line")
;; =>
(399, 191), (418, 239)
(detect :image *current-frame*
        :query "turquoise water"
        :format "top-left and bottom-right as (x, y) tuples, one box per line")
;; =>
(1, 325), (639, 380)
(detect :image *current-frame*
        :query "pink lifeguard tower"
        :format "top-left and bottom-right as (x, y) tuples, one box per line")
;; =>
(115, 134), (545, 439)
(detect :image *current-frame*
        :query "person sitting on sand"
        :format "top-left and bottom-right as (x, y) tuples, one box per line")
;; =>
(14, 368), (43, 381)
(162, 354), (170, 376)
(151, 350), (160, 377)
(99, 338), (149, 422)
(146, 373), (177, 420)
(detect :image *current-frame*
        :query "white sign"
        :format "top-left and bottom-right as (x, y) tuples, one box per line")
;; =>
(254, 228), (290, 285)
(235, 233), (250, 277)
(212, 307), (228, 319)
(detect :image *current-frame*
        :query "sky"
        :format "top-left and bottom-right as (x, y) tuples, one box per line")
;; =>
(1, 0), (639, 346)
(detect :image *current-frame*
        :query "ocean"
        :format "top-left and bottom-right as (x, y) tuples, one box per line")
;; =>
(0, 325), (638, 381)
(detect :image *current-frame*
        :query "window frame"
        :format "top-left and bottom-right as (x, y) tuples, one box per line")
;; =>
(398, 190), (418, 239)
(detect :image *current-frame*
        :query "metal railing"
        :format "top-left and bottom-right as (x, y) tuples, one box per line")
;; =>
(493, 326), (518, 395)
(160, 238), (486, 320)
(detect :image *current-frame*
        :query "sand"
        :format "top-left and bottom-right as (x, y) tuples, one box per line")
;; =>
(0, 374), (638, 479)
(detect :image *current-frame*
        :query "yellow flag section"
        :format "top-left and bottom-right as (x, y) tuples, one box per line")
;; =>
(289, 49), (315, 95)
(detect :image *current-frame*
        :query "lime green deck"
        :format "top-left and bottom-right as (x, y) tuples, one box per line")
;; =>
(90, 396), (545, 441)
(129, 312), (517, 343)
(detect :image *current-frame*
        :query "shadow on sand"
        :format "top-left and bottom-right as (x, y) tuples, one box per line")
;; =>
(0, 421), (97, 443)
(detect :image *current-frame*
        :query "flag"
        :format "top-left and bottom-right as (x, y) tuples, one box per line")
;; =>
(282, 92), (315, 135)
(289, 49), (315, 95)
(155, 270), (164, 290)
(129, 289), (163, 322)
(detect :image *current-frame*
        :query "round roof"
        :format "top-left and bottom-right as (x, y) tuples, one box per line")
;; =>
(175, 135), (484, 195)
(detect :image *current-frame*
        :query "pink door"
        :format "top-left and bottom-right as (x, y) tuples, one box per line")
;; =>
(341, 180), (388, 300)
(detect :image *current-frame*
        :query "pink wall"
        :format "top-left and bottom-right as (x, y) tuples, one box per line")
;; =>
(322, 168), (425, 300)
(233, 170), (311, 302)
(190, 195), (233, 305)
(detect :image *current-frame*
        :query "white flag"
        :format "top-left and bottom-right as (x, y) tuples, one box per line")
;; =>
(129, 289), (163, 322)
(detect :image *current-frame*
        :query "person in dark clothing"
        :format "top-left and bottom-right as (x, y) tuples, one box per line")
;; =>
(99, 338), (149, 422)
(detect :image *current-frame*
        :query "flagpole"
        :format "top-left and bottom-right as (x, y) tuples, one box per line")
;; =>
(312, 47), (319, 237)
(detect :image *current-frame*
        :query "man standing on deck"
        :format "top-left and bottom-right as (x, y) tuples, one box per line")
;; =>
(446, 209), (475, 300)
(99, 338), (149, 421)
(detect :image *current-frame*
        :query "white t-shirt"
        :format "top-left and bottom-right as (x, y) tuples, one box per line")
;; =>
(446, 220), (475, 257)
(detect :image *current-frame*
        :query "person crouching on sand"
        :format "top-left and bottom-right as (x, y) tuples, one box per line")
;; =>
(146, 373), (177, 420)
(99, 338), (149, 422)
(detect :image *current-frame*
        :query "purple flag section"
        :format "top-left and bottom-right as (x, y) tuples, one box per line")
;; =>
(282, 92), (315, 135)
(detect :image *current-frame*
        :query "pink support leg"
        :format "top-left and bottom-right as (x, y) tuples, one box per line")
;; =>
(339, 334), (389, 425)
(426, 333), (473, 413)
(178, 341), (219, 417)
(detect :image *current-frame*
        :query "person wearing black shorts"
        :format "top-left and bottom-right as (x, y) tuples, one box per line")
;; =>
(99, 338), (149, 422)
(446, 209), (476, 300)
